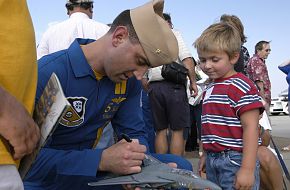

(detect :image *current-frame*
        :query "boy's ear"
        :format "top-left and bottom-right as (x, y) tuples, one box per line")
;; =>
(111, 26), (129, 47)
(230, 52), (240, 65)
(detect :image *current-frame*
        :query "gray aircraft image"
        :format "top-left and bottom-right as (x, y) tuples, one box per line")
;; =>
(88, 154), (221, 190)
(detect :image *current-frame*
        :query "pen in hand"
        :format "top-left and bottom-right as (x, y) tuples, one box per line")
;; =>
(121, 133), (146, 168)
(121, 133), (132, 143)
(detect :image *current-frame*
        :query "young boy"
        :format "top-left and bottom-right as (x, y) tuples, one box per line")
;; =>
(194, 22), (264, 189)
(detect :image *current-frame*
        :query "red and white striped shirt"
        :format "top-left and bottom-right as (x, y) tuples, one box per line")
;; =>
(201, 73), (264, 152)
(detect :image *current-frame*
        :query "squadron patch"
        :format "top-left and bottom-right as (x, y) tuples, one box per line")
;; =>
(59, 97), (87, 127)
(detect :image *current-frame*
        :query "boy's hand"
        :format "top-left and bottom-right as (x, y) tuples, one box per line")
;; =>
(234, 167), (255, 190)
(198, 153), (206, 176)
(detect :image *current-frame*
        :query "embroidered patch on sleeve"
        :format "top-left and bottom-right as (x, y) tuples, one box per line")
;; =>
(59, 97), (87, 127)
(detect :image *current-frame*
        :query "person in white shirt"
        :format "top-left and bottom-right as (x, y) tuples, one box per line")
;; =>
(37, 0), (114, 149)
(147, 13), (197, 156)
(185, 65), (208, 153)
(37, 0), (109, 59)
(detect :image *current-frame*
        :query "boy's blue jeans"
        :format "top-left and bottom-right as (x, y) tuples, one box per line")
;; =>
(205, 150), (260, 190)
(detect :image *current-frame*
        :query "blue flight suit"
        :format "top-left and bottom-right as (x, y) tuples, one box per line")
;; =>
(24, 39), (192, 190)
(141, 89), (156, 153)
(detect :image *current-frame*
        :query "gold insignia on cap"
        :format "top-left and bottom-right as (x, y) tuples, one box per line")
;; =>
(155, 49), (161, 54)
(130, 0), (178, 67)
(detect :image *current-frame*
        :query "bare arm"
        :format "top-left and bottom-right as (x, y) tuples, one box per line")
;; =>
(183, 57), (198, 96)
(255, 81), (265, 99)
(255, 81), (270, 113)
(235, 109), (260, 189)
(0, 86), (40, 160)
(198, 143), (206, 176)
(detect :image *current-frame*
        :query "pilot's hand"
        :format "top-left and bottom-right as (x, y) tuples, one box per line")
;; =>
(99, 139), (146, 175)
(122, 184), (141, 190)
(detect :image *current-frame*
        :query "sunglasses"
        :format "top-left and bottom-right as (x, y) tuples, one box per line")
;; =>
(265, 49), (271, 52)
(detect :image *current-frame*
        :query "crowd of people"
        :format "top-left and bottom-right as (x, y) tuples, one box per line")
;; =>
(0, 0), (288, 189)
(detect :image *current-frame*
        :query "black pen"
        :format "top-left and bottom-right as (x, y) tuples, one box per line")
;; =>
(121, 133), (132, 142)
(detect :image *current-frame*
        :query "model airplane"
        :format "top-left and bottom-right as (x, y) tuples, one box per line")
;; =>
(88, 154), (221, 190)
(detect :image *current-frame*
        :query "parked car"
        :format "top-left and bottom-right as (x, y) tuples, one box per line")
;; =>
(270, 95), (289, 115)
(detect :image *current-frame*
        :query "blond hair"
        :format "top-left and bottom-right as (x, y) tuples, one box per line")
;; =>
(194, 22), (241, 59)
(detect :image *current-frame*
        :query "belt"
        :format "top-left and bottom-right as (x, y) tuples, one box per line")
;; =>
(205, 149), (241, 156)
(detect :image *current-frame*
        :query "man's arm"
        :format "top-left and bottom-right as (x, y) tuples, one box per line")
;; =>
(183, 57), (198, 96)
(173, 30), (197, 96)
(0, 86), (40, 160)
(255, 81), (270, 112)
(27, 68), (146, 180)
(27, 140), (145, 179)
(255, 81), (265, 99)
